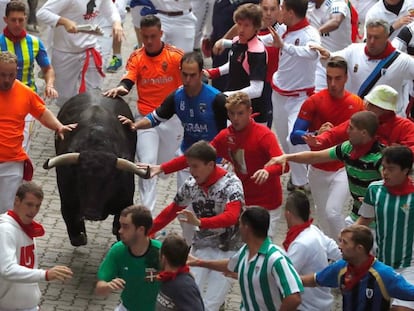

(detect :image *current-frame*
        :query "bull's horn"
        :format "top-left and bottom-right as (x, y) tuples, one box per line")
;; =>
(43, 153), (80, 169)
(116, 158), (151, 179)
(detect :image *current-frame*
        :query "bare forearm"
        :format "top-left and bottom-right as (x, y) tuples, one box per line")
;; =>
(301, 274), (317, 287)
(356, 216), (374, 227)
(43, 67), (55, 87)
(133, 117), (152, 130)
(279, 293), (301, 311)
(286, 150), (331, 164)
(95, 281), (112, 296)
(196, 259), (230, 273)
(38, 109), (63, 132)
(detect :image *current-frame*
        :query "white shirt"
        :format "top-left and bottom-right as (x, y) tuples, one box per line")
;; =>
(307, 0), (352, 52)
(287, 225), (341, 311)
(151, 0), (192, 12)
(333, 43), (414, 116)
(37, 0), (121, 53)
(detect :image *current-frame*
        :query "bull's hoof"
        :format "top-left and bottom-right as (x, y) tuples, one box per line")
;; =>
(70, 233), (87, 246)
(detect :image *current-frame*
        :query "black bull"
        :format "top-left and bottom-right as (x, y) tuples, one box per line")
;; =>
(43, 92), (149, 246)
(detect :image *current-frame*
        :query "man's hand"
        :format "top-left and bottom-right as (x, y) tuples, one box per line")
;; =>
(61, 18), (77, 33)
(103, 86), (129, 98)
(265, 155), (287, 168)
(177, 210), (201, 226)
(44, 85), (58, 98)
(318, 121), (334, 134)
(118, 115), (136, 131)
(251, 169), (269, 185)
(106, 278), (126, 291)
(56, 123), (77, 140)
(186, 253), (199, 266)
(267, 26), (284, 49)
(309, 44), (330, 60)
(47, 265), (73, 281)
(136, 163), (163, 178)
(302, 133), (321, 147)
(393, 14), (414, 30)
(212, 39), (226, 55)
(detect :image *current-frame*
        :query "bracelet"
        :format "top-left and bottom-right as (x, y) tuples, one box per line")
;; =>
(45, 269), (50, 281)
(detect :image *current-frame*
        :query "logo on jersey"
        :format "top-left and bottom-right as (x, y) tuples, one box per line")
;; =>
(353, 64), (358, 73)
(20, 244), (35, 268)
(144, 268), (158, 282)
(84, 0), (98, 20)
(199, 103), (206, 113)
(227, 135), (236, 145)
(162, 61), (168, 72)
(366, 288), (373, 299)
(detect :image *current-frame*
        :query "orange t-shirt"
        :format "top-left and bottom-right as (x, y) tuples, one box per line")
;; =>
(123, 44), (184, 115)
(0, 80), (45, 162)
(298, 89), (364, 171)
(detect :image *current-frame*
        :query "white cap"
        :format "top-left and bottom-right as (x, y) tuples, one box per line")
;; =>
(364, 84), (398, 112)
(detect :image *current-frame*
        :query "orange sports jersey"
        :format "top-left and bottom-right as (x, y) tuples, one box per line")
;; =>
(298, 89), (364, 171)
(0, 80), (45, 162)
(123, 44), (184, 115)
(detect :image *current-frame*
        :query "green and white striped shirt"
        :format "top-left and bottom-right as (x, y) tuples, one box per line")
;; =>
(359, 180), (414, 269)
(228, 238), (303, 311)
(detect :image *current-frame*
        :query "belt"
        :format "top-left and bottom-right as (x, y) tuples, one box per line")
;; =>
(157, 9), (191, 16)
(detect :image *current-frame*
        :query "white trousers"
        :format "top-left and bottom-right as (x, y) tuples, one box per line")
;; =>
(0, 307), (38, 311)
(272, 91), (309, 186)
(52, 49), (104, 107)
(191, 247), (236, 311)
(0, 162), (24, 213)
(191, 0), (215, 49)
(158, 12), (197, 52)
(136, 114), (183, 212)
(308, 166), (349, 240)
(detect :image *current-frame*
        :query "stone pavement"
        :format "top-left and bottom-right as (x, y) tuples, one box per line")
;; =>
(28, 7), (342, 311)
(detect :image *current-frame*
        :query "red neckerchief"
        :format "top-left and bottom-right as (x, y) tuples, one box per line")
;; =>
(343, 255), (375, 291)
(3, 27), (27, 43)
(385, 177), (414, 196)
(282, 18), (310, 39)
(349, 139), (376, 160)
(199, 166), (227, 193)
(364, 41), (395, 60)
(7, 210), (45, 239)
(283, 219), (313, 251)
(157, 265), (190, 282)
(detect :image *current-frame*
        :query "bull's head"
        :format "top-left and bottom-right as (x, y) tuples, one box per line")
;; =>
(43, 153), (151, 179)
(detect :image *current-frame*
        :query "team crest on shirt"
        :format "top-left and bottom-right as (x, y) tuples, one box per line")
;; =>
(199, 103), (206, 113)
(366, 288), (373, 299)
(400, 203), (410, 212)
(162, 61), (168, 72)
(144, 268), (158, 282)
(353, 64), (358, 73)
(227, 135), (236, 145)
(294, 38), (300, 46)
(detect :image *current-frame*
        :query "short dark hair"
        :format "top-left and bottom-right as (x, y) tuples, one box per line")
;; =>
(341, 225), (373, 255)
(240, 206), (269, 238)
(382, 146), (413, 173)
(327, 56), (348, 74)
(120, 205), (153, 234)
(140, 14), (161, 29)
(5, 0), (26, 16)
(184, 140), (217, 164)
(233, 3), (262, 30)
(283, 0), (308, 18)
(350, 111), (379, 137)
(161, 233), (190, 267)
(180, 51), (204, 72)
(285, 190), (310, 222)
(15, 181), (44, 201)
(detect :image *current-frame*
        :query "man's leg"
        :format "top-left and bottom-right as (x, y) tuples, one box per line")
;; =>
(0, 162), (24, 213)
(392, 266), (414, 311)
(137, 125), (160, 213)
(158, 14), (197, 52)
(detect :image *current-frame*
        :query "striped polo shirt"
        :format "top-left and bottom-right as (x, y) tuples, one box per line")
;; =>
(359, 180), (414, 269)
(0, 34), (50, 91)
(228, 238), (303, 311)
(328, 140), (383, 219)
